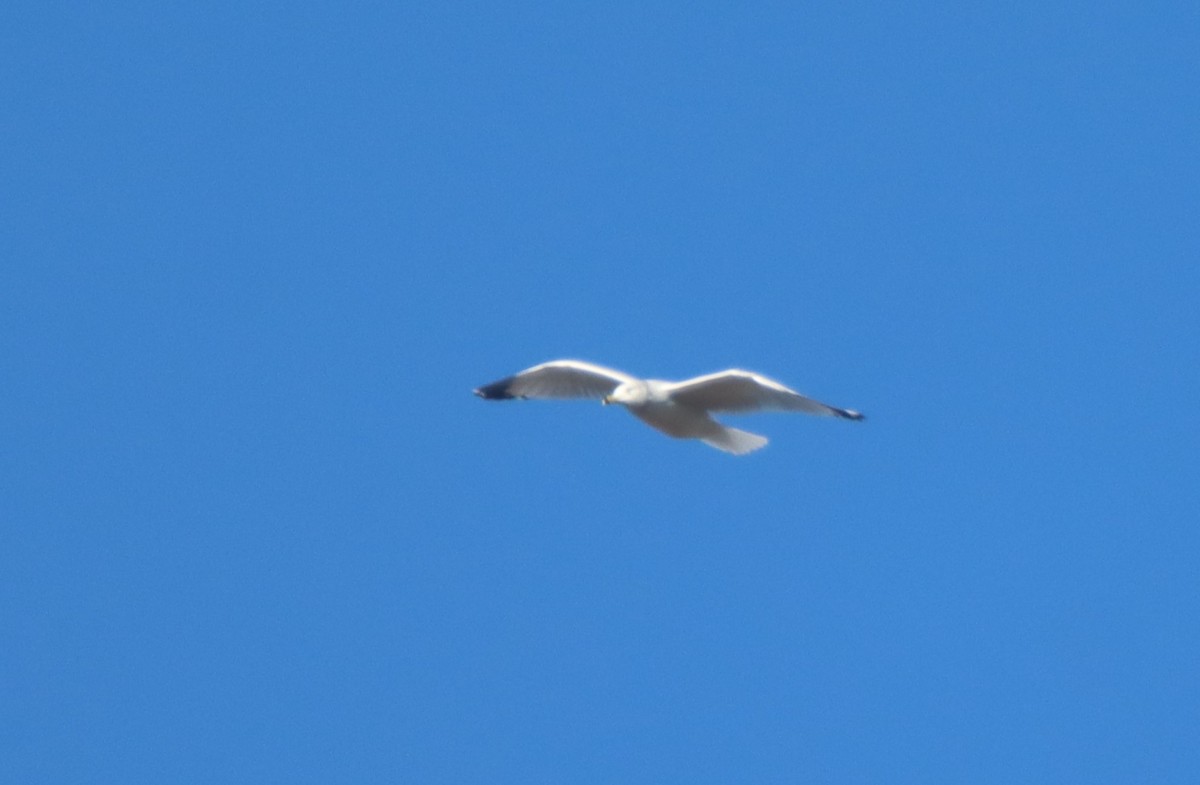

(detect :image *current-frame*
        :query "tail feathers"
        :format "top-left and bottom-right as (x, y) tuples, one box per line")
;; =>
(701, 426), (769, 455)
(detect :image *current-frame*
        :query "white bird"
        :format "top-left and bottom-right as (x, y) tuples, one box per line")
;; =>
(474, 359), (864, 455)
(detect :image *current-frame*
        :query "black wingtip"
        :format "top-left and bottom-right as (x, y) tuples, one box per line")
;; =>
(840, 408), (866, 421)
(474, 378), (517, 400)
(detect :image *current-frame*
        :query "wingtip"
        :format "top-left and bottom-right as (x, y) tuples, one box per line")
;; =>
(474, 379), (517, 400)
(840, 408), (866, 421)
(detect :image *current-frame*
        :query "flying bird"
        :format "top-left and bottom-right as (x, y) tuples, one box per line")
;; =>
(473, 359), (864, 455)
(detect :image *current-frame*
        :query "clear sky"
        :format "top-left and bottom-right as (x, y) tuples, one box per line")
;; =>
(4, 2), (1198, 783)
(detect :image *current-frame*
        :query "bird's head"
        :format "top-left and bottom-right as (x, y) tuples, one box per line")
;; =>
(602, 381), (646, 407)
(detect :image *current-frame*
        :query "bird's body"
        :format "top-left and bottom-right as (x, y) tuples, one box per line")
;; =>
(474, 359), (863, 455)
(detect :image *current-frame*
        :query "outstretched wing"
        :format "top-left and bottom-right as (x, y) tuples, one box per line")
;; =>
(665, 370), (865, 420)
(474, 360), (636, 401)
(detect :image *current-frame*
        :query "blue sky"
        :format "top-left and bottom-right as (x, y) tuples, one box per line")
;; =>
(3, 2), (1198, 783)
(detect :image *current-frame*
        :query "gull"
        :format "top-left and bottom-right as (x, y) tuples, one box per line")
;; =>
(474, 359), (864, 455)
